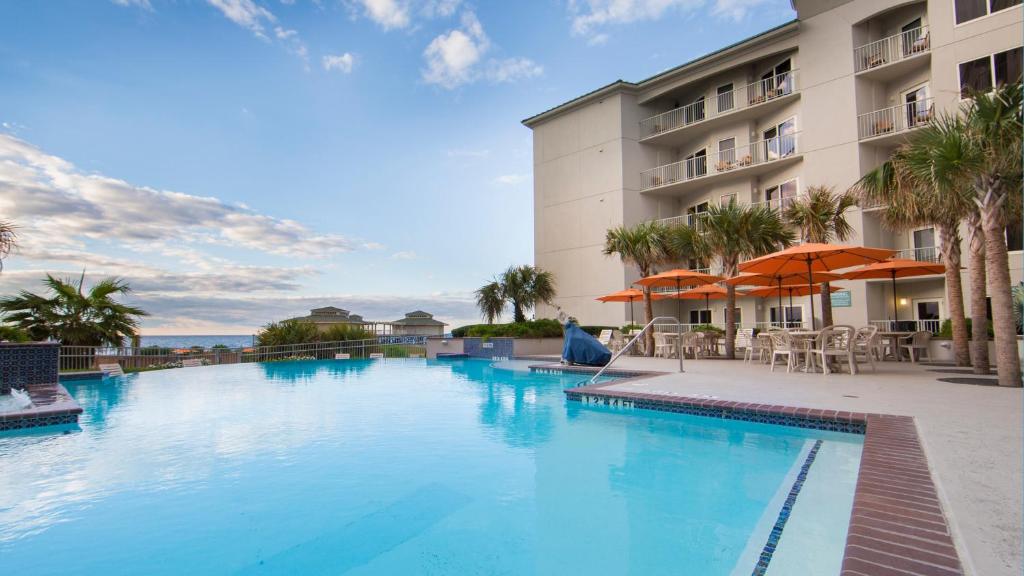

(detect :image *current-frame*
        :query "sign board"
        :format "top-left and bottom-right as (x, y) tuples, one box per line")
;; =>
(831, 290), (852, 308)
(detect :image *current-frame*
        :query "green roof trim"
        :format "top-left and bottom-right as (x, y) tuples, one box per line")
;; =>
(521, 19), (798, 127)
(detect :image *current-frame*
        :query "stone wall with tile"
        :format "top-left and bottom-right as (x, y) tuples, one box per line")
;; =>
(0, 342), (60, 394)
(463, 337), (514, 359)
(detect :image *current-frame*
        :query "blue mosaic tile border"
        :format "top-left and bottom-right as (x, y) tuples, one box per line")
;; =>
(528, 365), (651, 379)
(752, 439), (823, 575)
(565, 393), (867, 435)
(0, 412), (79, 432)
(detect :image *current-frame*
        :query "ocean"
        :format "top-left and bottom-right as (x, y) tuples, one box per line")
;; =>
(136, 335), (255, 349)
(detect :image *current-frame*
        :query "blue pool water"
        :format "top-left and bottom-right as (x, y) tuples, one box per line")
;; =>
(0, 359), (862, 575)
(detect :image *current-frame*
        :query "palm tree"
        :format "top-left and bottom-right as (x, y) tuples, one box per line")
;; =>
(963, 84), (1022, 386)
(0, 272), (147, 346)
(474, 265), (556, 324)
(783, 186), (857, 328)
(603, 221), (672, 356)
(671, 200), (793, 359)
(851, 125), (974, 369)
(0, 219), (16, 271)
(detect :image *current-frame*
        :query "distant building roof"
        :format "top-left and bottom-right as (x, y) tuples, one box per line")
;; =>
(310, 306), (348, 316)
(290, 306), (366, 325)
(392, 311), (446, 326)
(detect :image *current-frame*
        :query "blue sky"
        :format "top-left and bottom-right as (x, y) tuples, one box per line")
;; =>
(0, 0), (795, 333)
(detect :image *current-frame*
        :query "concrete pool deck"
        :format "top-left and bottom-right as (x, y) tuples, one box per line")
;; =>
(544, 355), (1021, 576)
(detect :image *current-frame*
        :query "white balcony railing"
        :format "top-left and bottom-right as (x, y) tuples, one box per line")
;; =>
(854, 26), (929, 73)
(869, 319), (941, 334)
(895, 246), (942, 263)
(749, 197), (797, 213)
(858, 97), (934, 140)
(655, 212), (708, 232)
(640, 71), (799, 138)
(640, 132), (800, 191)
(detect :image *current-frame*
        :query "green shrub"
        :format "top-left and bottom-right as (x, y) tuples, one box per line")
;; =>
(620, 323), (641, 333)
(0, 324), (30, 342)
(320, 324), (375, 342)
(138, 345), (173, 356)
(938, 318), (993, 339)
(579, 325), (617, 337)
(451, 319), (563, 339)
(256, 319), (320, 346)
(211, 344), (230, 350)
(691, 324), (725, 336)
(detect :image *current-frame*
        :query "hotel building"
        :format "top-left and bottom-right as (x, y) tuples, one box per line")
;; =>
(524, 0), (1022, 331)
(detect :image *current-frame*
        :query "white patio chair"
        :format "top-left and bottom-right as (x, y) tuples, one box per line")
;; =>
(98, 363), (124, 377)
(853, 326), (879, 371)
(744, 332), (768, 364)
(369, 352), (384, 359)
(653, 332), (673, 358)
(597, 329), (613, 347)
(735, 328), (753, 357)
(181, 358), (203, 368)
(899, 331), (932, 363)
(334, 353), (351, 359)
(768, 330), (796, 373)
(809, 325), (857, 375)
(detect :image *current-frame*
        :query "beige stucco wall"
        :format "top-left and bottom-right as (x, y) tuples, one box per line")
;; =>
(425, 337), (464, 359)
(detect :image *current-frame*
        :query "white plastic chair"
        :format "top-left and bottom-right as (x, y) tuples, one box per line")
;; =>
(369, 352), (384, 359)
(900, 331), (932, 362)
(181, 358), (203, 368)
(334, 353), (351, 359)
(809, 325), (857, 375)
(768, 330), (795, 373)
(597, 329), (613, 347)
(853, 326), (879, 371)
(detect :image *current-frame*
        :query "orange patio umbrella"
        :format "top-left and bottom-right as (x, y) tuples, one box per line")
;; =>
(727, 271), (846, 326)
(651, 284), (741, 321)
(842, 259), (945, 324)
(739, 243), (894, 328)
(596, 288), (644, 325)
(635, 269), (723, 323)
(746, 284), (843, 327)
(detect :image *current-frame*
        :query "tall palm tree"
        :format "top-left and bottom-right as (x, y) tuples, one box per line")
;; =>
(963, 84), (1022, 386)
(0, 219), (16, 271)
(603, 221), (672, 356)
(474, 265), (556, 324)
(852, 124), (975, 369)
(0, 272), (147, 346)
(671, 200), (793, 359)
(783, 185), (857, 328)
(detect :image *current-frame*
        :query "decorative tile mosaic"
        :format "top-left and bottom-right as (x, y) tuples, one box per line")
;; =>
(463, 338), (514, 359)
(752, 440), (823, 576)
(0, 343), (60, 393)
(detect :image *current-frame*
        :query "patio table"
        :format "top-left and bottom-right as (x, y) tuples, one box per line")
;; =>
(878, 331), (913, 361)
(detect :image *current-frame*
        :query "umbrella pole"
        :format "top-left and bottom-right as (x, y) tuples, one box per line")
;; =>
(705, 294), (710, 325)
(776, 277), (783, 328)
(891, 271), (898, 328)
(788, 289), (794, 327)
(806, 260), (816, 329)
(676, 279), (682, 325)
(630, 297), (635, 326)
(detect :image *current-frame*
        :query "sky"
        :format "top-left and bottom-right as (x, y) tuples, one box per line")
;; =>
(0, 0), (795, 334)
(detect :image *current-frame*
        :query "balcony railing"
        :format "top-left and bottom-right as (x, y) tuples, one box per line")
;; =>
(854, 26), (929, 73)
(869, 319), (941, 334)
(640, 132), (800, 191)
(655, 212), (708, 232)
(749, 197), (797, 212)
(640, 71), (799, 138)
(895, 246), (941, 263)
(858, 97), (934, 140)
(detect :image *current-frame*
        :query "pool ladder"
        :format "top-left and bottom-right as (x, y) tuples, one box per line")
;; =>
(589, 316), (684, 384)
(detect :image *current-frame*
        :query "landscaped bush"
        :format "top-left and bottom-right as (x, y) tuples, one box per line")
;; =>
(620, 324), (641, 333)
(0, 325), (29, 342)
(691, 324), (725, 336)
(320, 324), (375, 342)
(938, 318), (993, 339)
(451, 319), (563, 339)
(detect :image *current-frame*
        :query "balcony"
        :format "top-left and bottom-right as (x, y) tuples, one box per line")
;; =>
(854, 26), (930, 81)
(858, 97), (934, 145)
(639, 71), (799, 146)
(895, 246), (941, 263)
(640, 133), (801, 194)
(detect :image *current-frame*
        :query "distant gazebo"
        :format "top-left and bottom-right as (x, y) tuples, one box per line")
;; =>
(390, 311), (446, 336)
(289, 306), (389, 334)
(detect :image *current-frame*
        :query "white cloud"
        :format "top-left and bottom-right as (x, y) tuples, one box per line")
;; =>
(711, 0), (771, 20)
(322, 53), (356, 73)
(112, 0), (153, 10)
(0, 134), (362, 258)
(493, 173), (529, 185)
(568, 0), (777, 41)
(206, 0), (277, 38)
(421, 0), (461, 18)
(422, 12), (542, 89)
(486, 57), (543, 83)
(358, 0), (411, 30)
(390, 251), (416, 260)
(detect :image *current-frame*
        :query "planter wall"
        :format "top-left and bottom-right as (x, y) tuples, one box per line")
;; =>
(425, 338), (562, 359)
(0, 342), (59, 394)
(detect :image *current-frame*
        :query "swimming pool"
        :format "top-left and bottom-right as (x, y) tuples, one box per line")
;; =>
(0, 358), (862, 575)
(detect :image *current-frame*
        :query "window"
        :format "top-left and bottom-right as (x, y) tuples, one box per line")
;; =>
(684, 95), (706, 124)
(754, 59), (792, 103)
(685, 149), (707, 179)
(770, 306), (803, 329)
(901, 18), (924, 55)
(912, 227), (938, 261)
(717, 137), (736, 169)
(955, 0), (1021, 24)
(723, 307), (742, 325)
(716, 83), (734, 112)
(689, 309), (711, 324)
(959, 47), (1023, 98)
(1007, 216), (1023, 251)
(763, 117), (796, 159)
(720, 193), (736, 205)
(904, 85), (930, 127)
(765, 179), (798, 211)
(687, 202), (709, 230)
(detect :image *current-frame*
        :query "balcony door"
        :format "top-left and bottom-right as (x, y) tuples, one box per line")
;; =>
(765, 178), (798, 211)
(687, 201), (709, 230)
(685, 149), (707, 179)
(901, 18), (924, 57)
(913, 298), (943, 333)
(684, 95), (706, 125)
(716, 83), (734, 113)
(717, 137), (736, 170)
(770, 305), (803, 329)
(904, 84), (930, 128)
(763, 117), (796, 160)
(760, 58), (792, 99)
(689, 309), (711, 324)
(912, 227), (937, 262)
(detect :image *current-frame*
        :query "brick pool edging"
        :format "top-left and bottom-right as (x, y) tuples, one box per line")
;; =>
(561, 376), (965, 576)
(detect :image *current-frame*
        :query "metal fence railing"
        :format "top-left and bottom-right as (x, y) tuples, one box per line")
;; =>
(869, 319), (941, 334)
(59, 337), (429, 373)
(854, 26), (929, 73)
(640, 132), (800, 191)
(857, 97), (934, 140)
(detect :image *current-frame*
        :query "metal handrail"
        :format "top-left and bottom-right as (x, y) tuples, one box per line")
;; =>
(590, 316), (684, 383)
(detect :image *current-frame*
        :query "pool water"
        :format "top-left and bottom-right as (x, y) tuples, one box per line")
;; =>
(0, 359), (862, 575)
